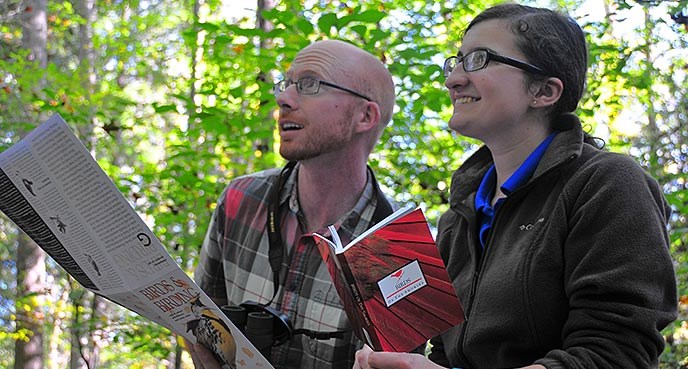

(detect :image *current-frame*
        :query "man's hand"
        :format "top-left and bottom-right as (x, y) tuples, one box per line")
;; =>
(184, 338), (223, 369)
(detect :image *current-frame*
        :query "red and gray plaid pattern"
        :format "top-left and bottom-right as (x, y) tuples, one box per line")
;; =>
(195, 164), (388, 369)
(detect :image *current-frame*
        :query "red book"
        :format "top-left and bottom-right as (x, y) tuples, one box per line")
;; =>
(311, 206), (465, 352)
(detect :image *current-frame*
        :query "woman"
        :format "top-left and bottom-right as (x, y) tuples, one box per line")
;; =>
(354, 3), (677, 369)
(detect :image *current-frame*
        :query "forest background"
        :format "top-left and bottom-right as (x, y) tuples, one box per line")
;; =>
(1, 0), (687, 368)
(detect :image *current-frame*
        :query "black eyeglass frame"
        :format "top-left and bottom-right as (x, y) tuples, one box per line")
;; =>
(273, 77), (373, 102)
(443, 48), (546, 78)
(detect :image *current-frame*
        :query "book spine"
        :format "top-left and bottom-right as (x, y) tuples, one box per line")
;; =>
(336, 253), (382, 350)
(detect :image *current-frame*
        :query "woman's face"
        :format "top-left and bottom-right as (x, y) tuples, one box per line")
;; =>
(444, 19), (539, 146)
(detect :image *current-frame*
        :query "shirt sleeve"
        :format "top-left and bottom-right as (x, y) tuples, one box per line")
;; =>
(194, 187), (229, 301)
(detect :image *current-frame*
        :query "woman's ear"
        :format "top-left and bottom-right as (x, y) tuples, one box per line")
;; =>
(532, 77), (564, 107)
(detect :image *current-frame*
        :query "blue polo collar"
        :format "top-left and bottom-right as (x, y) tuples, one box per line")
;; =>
(475, 132), (558, 247)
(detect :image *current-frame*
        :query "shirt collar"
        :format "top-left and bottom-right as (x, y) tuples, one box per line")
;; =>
(502, 132), (558, 196)
(282, 163), (376, 233)
(475, 165), (496, 214)
(475, 132), (558, 210)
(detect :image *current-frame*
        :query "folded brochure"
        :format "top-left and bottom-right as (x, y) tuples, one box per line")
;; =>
(0, 113), (273, 369)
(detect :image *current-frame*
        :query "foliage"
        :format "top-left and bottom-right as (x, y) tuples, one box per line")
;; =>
(1, 0), (687, 367)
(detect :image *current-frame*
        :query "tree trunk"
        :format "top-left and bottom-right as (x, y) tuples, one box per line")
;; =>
(15, 0), (47, 368)
(20, 0), (47, 68)
(47, 288), (69, 369)
(253, 0), (276, 169)
(14, 233), (46, 369)
(69, 288), (87, 369)
(76, 0), (98, 150)
(85, 294), (107, 369)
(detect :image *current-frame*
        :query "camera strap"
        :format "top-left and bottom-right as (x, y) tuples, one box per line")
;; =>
(291, 328), (347, 340)
(265, 161), (393, 339)
(266, 161), (297, 306)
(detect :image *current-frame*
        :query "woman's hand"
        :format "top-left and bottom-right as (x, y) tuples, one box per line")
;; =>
(352, 345), (547, 369)
(353, 345), (446, 369)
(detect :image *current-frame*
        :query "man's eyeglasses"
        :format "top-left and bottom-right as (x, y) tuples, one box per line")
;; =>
(272, 77), (373, 101)
(443, 48), (545, 78)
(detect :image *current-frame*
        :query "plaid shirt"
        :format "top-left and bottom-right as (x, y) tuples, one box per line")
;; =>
(195, 163), (392, 369)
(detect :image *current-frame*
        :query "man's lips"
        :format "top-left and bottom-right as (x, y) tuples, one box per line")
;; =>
(280, 122), (304, 131)
(279, 121), (304, 140)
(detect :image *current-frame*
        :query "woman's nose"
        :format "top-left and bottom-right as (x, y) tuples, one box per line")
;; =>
(444, 67), (468, 90)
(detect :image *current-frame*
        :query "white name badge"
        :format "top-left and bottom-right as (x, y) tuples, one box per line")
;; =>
(377, 259), (427, 307)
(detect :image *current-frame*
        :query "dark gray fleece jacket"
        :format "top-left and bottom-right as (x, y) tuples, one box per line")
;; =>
(429, 119), (677, 369)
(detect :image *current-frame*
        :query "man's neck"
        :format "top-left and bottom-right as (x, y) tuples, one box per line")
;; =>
(295, 159), (369, 232)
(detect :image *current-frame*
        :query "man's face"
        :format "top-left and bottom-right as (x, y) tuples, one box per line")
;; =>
(275, 44), (365, 162)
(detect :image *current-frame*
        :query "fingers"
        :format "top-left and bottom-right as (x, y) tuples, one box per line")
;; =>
(354, 345), (374, 369)
(185, 339), (222, 369)
(360, 350), (442, 369)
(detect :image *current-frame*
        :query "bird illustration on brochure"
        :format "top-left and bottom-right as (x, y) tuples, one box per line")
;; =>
(311, 205), (465, 353)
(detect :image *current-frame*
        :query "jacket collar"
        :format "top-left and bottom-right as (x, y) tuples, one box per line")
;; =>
(449, 116), (585, 210)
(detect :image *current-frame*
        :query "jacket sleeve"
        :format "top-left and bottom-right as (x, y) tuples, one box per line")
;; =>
(535, 152), (677, 369)
(429, 334), (451, 367)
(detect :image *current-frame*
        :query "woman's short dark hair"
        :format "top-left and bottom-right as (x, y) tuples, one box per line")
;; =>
(465, 3), (588, 120)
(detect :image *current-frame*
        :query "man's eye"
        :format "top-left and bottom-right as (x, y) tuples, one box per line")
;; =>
(300, 79), (318, 89)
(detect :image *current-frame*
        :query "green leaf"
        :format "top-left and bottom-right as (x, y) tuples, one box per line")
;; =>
(350, 24), (368, 37)
(196, 21), (219, 33)
(153, 104), (178, 113)
(296, 18), (315, 35)
(318, 13), (338, 34)
(350, 9), (385, 24)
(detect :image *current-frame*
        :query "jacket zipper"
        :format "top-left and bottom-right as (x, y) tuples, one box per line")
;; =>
(453, 204), (482, 369)
(454, 153), (577, 368)
(460, 203), (503, 369)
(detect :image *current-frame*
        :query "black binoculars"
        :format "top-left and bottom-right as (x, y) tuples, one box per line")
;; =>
(222, 300), (349, 360)
(221, 301), (294, 359)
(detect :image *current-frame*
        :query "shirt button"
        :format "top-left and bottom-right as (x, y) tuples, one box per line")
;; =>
(308, 339), (318, 353)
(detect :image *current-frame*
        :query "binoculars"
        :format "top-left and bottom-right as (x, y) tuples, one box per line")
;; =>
(221, 301), (294, 359)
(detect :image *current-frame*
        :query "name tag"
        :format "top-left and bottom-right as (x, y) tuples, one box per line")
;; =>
(377, 260), (427, 307)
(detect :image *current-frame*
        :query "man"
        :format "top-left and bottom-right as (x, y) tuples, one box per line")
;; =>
(187, 39), (396, 369)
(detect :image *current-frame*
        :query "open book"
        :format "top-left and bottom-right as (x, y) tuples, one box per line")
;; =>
(0, 114), (273, 369)
(311, 205), (465, 352)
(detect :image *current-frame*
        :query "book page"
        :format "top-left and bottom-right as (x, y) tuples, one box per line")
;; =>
(313, 205), (416, 255)
(0, 114), (274, 369)
(344, 204), (415, 252)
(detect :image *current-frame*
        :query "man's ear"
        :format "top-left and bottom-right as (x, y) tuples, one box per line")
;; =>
(532, 77), (564, 107)
(354, 101), (381, 133)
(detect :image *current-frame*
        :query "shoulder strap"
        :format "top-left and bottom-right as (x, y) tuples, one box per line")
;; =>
(266, 163), (392, 305)
(264, 163), (393, 340)
(368, 165), (394, 223)
(266, 161), (297, 306)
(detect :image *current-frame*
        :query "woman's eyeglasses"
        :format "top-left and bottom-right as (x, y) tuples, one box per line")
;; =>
(443, 48), (545, 78)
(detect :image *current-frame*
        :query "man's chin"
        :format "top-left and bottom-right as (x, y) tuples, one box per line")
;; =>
(279, 149), (311, 162)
